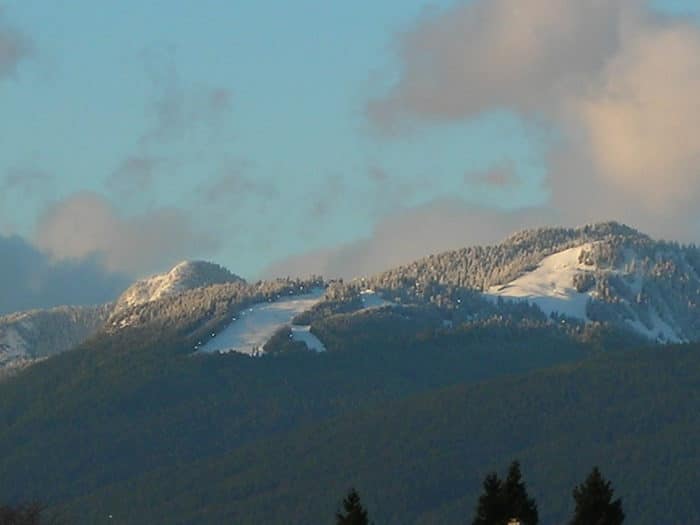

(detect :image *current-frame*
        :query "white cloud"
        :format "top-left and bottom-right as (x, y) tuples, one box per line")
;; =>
(34, 192), (218, 276)
(368, 0), (700, 242)
(263, 199), (557, 279)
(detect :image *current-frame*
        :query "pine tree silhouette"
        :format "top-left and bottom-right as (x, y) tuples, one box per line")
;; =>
(472, 461), (538, 525)
(570, 467), (624, 525)
(472, 472), (506, 525)
(502, 461), (538, 525)
(336, 488), (370, 525)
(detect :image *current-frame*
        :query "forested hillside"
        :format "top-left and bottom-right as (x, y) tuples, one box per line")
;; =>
(2, 223), (700, 524)
(0, 304), (607, 522)
(54, 343), (700, 525)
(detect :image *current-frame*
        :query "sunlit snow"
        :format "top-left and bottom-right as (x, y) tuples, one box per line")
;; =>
(199, 288), (326, 356)
(485, 244), (683, 343)
(485, 245), (594, 320)
(290, 325), (326, 352)
(360, 289), (394, 309)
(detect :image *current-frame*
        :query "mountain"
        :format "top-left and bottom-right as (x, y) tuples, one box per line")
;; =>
(0, 305), (111, 377)
(5, 222), (700, 374)
(53, 343), (700, 525)
(0, 261), (244, 374)
(3, 222), (700, 375)
(1, 222), (699, 523)
(357, 221), (700, 343)
(111, 260), (244, 316)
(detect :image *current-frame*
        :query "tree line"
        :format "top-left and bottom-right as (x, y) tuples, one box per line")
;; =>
(336, 462), (624, 525)
(1, 461), (624, 524)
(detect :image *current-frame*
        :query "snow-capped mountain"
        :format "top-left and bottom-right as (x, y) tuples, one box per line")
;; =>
(365, 222), (700, 343)
(113, 261), (244, 314)
(3, 222), (700, 375)
(0, 261), (245, 375)
(0, 304), (112, 375)
(484, 242), (683, 342)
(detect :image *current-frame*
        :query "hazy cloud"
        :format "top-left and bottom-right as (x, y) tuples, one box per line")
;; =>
(466, 163), (519, 188)
(563, 21), (700, 214)
(0, 7), (31, 79)
(198, 165), (278, 204)
(368, 0), (700, 242)
(109, 156), (160, 188)
(368, 0), (627, 130)
(0, 234), (129, 315)
(107, 50), (234, 194)
(34, 192), (218, 276)
(263, 199), (557, 279)
(141, 53), (233, 145)
(2, 167), (53, 196)
(267, 1), (700, 279)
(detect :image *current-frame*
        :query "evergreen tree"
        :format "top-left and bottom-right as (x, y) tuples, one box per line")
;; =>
(570, 467), (624, 525)
(472, 462), (538, 525)
(472, 472), (505, 525)
(502, 461), (538, 525)
(335, 488), (369, 525)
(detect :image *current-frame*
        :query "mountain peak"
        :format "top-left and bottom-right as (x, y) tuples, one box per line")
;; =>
(114, 260), (244, 313)
(501, 221), (648, 248)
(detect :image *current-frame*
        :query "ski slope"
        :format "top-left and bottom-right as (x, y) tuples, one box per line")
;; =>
(199, 289), (326, 356)
(290, 325), (326, 352)
(485, 244), (683, 342)
(485, 245), (594, 320)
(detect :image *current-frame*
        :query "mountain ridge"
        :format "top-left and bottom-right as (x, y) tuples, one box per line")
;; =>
(2, 221), (699, 372)
(0, 260), (245, 373)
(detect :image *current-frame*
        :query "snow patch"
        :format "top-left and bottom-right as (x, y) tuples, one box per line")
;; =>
(485, 245), (595, 320)
(484, 244), (686, 343)
(199, 289), (326, 356)
(0, 327), (29, 366)
(625, 312), (682, 344)
(360, 289), (395, 310)
(290, 325), (327, 353)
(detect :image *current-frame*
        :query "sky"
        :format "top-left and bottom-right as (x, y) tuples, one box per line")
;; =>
(1, 0), (700, 313)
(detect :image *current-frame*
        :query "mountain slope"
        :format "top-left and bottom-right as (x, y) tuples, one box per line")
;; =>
(0, 305), (112, 375)
(0, 261), (246, 374)
(55, 343), (700, 525)
(4, 222), (698, 372)
(0, 223), (698, 523)
(353, 222), (700, 343)
(0, 306), (593, 516)
(112, 260), (244, 315)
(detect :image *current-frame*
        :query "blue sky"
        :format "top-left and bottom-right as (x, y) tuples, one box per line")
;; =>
(1, 0), (700, 294)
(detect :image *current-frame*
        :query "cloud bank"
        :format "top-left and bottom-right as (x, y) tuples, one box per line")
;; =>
(0, 235), (129, 316)
(0, 7), (31, 79)
(263, 200), (557, 279)
(268, 0), (700, 278)
(35, 192), (218, 277)
(368, 0), (700, 238)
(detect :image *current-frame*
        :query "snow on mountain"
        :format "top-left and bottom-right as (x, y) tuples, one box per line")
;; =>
(290, 325), (327, 353)
(114, 261), (244, 314)
(359, 289), (395, 309)
(198, 288), (326, 355)
(1, 261), (244, 374)
(199, 288), (396, 356)
(485, 243), (684, 343)
(0, 326), (29, 366)
(0, 305), (112, 375)
(486, 245), (595, 320)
